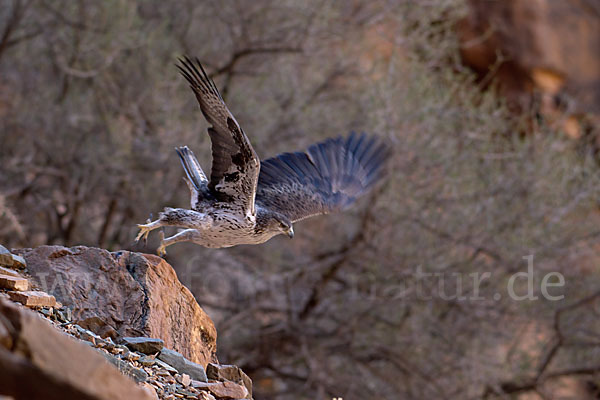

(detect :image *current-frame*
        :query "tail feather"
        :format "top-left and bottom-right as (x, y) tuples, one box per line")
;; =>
(175, 146), (208, 192)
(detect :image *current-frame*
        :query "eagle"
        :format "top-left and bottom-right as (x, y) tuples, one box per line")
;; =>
(136, 57), (390, 255)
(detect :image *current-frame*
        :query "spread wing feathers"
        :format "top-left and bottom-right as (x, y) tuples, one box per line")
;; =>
(256, 132), (390, 222)
(176, 56), (260, 214)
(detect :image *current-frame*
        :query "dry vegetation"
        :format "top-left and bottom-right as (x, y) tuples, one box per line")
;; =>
(2, 1), (600, 399)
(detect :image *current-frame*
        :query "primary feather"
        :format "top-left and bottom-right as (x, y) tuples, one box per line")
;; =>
(176, 57), (259, 215)
(256, 132), (390, 222)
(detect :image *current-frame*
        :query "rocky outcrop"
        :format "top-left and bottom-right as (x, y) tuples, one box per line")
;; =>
(0, 297), (153, 400)
(0, 245), (255, 400)
(459, 0), (600, 136)
(18, 246), (217, 367)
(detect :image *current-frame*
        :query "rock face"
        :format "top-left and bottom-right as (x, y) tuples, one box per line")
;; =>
(18, 246), (217, 367)
(0, 297), (153, 400)
(459, 0), (600, 135)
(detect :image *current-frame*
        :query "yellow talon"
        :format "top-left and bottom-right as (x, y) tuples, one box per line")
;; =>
(135, 224), (152, 243)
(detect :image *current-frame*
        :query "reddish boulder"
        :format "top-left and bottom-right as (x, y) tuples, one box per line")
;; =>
(18, 246), (217, 367)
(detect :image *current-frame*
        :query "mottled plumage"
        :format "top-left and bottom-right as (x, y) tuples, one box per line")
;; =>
(136, 57), (390, 254)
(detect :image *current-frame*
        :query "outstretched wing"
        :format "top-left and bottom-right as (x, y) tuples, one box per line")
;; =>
(177, 57), (260, 215)
(255, 132), (390, 222)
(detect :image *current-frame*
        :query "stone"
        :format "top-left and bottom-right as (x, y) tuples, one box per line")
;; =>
(141, 382), (159, 400)
(8, 290), (56, 307)
(155, 369), (172, 377)
(0, 274), (29, 291)
(0, 245), (13, 266)
(99, 351), (148, 383)
(122, 337), (164, 355)
(75, 325), (102, 345)
(158, 348), (207, 382)
(53, 307), (71, 323)
(0, 245), (25, 269)
(191, 381), (248, 399)
(139, 355), (156, 367)
(177, 373), (191, 387)
(206, 363), (252, 399)
(20, 246), (217, 366)
(10, 255), (26, 269)
(102, 336), (116, 351)
(0, 297), (154, 399)
(151, 380), (165, 390)
(214, 381), (250, 399)
(116, 345), (129, 353)
(77, 315), (118, 339)
(123, 350), (141, 361)
(197, 392), (217, 400)
(154, 359), (179, 374)
(0, 266), (21, 277)
(39, 307), (52, 317)
(176, 387), (196, 397)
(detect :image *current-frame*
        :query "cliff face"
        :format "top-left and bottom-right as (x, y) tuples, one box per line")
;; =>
(0, 245), (252, 400)
(460, 0), (600, 137)
(19, 246), (217, 367)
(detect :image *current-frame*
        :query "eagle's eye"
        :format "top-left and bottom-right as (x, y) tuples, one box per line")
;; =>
(279, 222), (287, 229)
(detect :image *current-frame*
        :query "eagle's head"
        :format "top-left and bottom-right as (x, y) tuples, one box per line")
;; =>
(273, 213), (294, 239)
(256, 209), (294, 239)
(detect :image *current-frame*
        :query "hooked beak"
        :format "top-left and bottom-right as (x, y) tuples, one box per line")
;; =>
(286, 227), (294, 239)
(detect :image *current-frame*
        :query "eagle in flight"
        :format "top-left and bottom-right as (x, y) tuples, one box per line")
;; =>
(136, 57), (390, 255)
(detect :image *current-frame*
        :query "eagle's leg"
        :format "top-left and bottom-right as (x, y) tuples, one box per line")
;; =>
(135, 218), (165, 243)
(157, 228), (201, 256)
(136, 207), (205, 245)
(136, 207), (196, 243)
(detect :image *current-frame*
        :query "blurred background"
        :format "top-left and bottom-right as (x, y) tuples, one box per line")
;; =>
(1, 0), (600, 399)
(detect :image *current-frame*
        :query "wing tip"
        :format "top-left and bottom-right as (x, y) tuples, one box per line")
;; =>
(176, 55), (221, 99)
